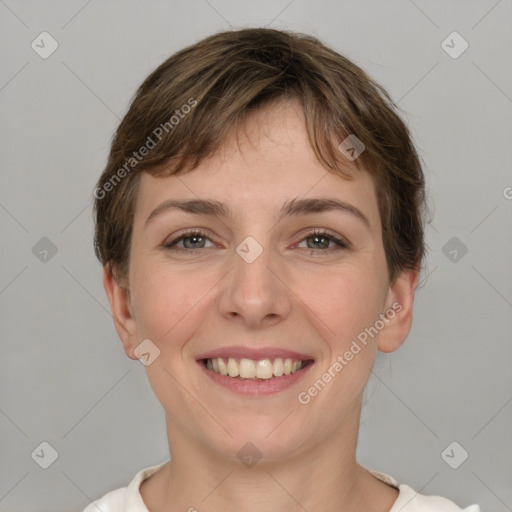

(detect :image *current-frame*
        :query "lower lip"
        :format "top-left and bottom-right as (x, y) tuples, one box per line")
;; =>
(197, 360), (314, 396)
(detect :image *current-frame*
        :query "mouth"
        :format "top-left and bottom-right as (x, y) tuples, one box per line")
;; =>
(199, 356), (315, 381)
(195, 346), (316, 395)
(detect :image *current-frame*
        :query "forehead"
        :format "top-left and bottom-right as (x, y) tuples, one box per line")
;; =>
(133, 99), (380, 232)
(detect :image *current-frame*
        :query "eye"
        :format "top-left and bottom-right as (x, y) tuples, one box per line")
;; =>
(296, 229), (349, 251)
(162, 229), (349, 253)
(163, 230), (214, 250)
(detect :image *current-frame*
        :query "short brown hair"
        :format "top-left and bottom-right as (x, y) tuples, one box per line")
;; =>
(93, 27), (428, 287)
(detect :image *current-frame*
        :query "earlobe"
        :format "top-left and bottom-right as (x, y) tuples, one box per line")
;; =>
(102, 266), (139, 360)
(377, 268), (420, 353)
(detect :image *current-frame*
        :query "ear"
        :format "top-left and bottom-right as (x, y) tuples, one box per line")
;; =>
(103, 265), (139, 360)
(377, 267), (420, 353)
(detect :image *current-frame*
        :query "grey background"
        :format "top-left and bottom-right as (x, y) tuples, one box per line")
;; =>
(1, 0), (511, 510)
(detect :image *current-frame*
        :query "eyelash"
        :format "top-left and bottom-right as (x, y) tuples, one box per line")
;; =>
(163, 229), (349, 253)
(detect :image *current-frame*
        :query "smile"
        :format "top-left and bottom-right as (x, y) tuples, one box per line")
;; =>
(195, 346), (315, 395)
(197, 356), (315, 396)
(202, 357), (312, 380)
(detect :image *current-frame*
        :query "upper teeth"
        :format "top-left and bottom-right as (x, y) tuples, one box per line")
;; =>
(205, 357), (306, 379)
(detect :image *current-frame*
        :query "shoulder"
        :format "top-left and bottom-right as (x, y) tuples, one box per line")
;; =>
(81, 460), (169, 512)
(396, 484), (481, 512)
(394, 483), (482, 512)
(82, 487), (126, 512)
(366, 467), (481, 512)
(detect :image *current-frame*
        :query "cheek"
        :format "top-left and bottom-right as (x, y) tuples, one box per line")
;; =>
(294, 264), (385, 345)
(131, 264), (193, 343)
(131, 260), (221, 355)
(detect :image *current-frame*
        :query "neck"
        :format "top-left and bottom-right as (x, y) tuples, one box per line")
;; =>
(141, 399), (399, 512)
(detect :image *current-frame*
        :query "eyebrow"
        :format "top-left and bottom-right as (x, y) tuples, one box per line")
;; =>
(144, 197), (371, 230)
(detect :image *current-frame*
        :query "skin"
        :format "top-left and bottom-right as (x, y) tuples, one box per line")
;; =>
(104, 98), (419, 512)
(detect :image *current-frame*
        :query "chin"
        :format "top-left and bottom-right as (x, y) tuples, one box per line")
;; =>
(205, 419), (312, 466)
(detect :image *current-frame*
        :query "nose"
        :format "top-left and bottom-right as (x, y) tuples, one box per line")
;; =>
(218, 236), (292, 329)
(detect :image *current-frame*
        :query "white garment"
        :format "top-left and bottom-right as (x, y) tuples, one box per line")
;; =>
(83, 460), (482, 512)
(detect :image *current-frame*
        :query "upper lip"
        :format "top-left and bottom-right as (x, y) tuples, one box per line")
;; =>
(196, 346), (315, 361)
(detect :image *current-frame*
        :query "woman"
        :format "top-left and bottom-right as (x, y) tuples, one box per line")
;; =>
(87, 27), (481, 512)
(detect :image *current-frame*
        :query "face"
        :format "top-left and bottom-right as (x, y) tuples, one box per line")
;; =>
(105, 99), (417, 464)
